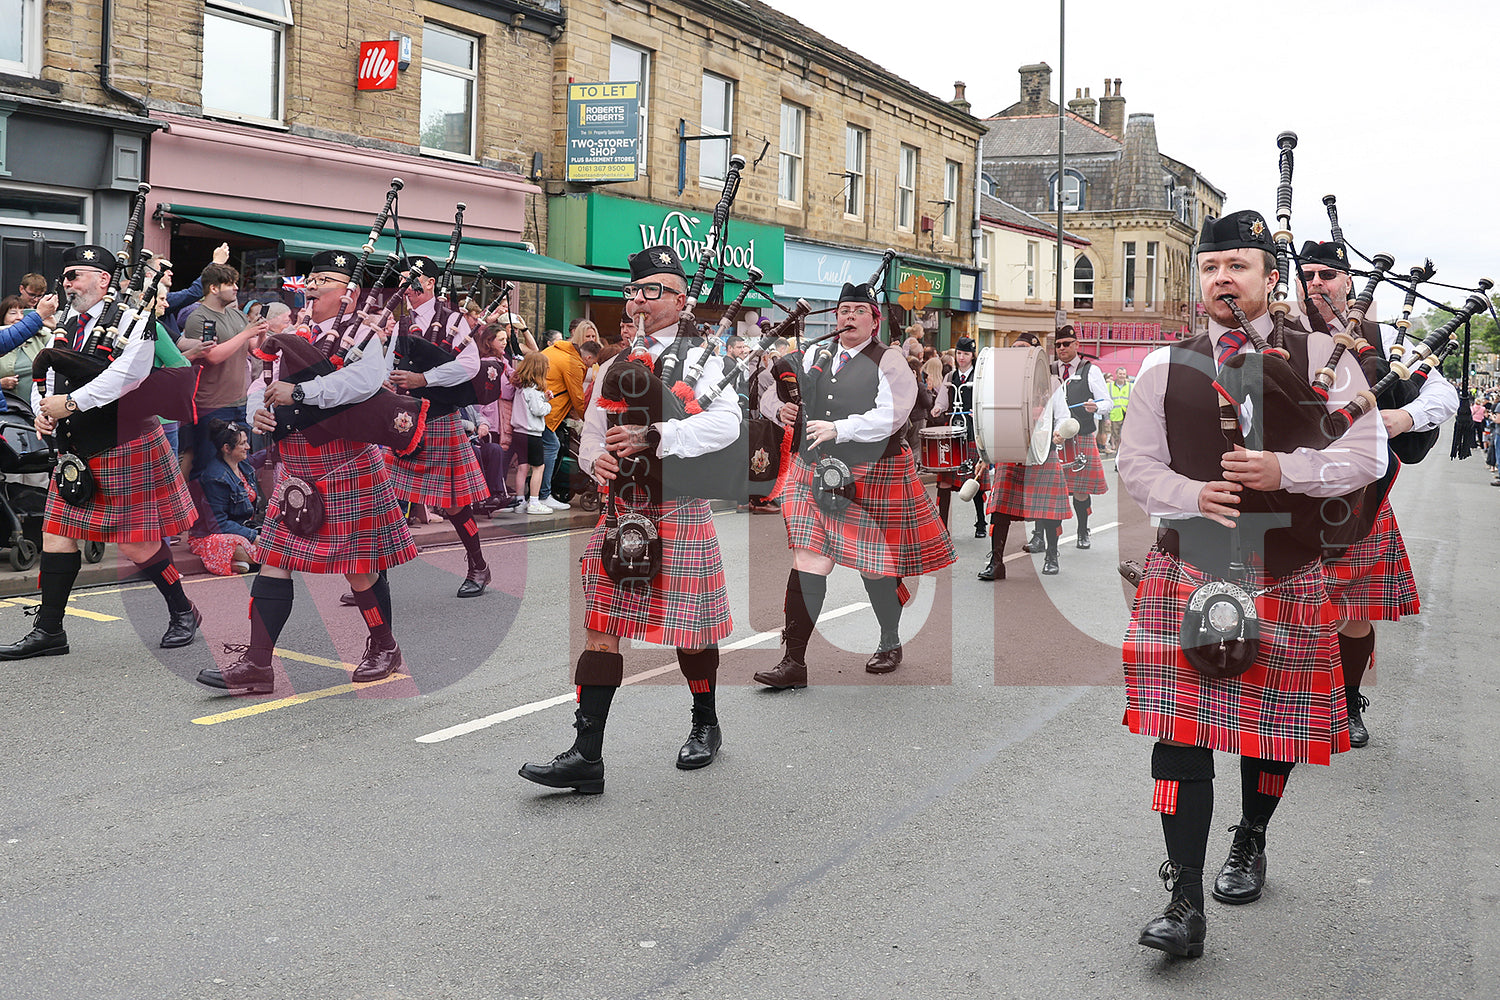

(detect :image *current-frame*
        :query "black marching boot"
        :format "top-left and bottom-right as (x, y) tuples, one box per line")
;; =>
(518, 709), (606, 794)
(1212, 821), (1267, 904)
(1139, 861), (1206, 958)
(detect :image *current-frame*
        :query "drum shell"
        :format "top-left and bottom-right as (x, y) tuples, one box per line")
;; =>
(917, 425), (966, 473)
(973, 345), (1054, 466)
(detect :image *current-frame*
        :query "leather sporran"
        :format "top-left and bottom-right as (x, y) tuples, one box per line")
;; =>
(600, 510), (661, 587)
(1179, 579), (1261, 679)
(277, 475), (326, 538)
(55, 452), (97, 507)
(811, 455), (855, 516)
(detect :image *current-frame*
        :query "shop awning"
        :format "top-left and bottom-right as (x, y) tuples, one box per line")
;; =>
(160, 204), (625, 290)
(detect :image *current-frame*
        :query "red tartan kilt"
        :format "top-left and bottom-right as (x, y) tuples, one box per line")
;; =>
(1124, 548), (1347, 765)
(384, 411), (490, 508)
(258, 434), (417, 575)
(987, 457), (1073, 521)
(1323, 500), (1419, 621)
(781, 448), (956, 577)
(1059, 436), (1109, 495)
(580, 499), (733, 648)
(42, 424), (197, 542)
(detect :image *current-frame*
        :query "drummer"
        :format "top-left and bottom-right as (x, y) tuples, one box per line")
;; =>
(930, 337), (986, 537)
(1052, 327), (1112, 551)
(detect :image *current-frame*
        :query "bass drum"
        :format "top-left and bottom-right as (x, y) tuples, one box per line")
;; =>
(973, 345), (1054, 466)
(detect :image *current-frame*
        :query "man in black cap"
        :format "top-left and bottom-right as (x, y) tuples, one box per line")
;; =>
(1297, 240), (1457, 749)
(1051, 326), (1112, 550)
(197, 249), (416, 694)
(0, 245), (202, 661)
(517, 244), (739, 793)
(1116, 211), (1386, 957)
(753, 281), (955, 688)
(930, 336), (986, 536)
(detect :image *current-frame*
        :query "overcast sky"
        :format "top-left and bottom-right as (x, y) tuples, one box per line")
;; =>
(777, 0), (1497, 321)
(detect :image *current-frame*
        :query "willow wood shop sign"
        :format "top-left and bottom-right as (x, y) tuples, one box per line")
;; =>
(584, 194), (784, 284)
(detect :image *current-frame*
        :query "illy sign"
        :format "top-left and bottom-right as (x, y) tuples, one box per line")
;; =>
(357, 41), (399, 91)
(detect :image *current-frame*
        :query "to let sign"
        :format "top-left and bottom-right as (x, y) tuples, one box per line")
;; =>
(358, 41), (399, 91)
(566, 82), (641, 183)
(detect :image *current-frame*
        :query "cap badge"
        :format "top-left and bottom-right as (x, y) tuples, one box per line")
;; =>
(334, 255), (347, 267)
(655, 251), (672, 266)
(1249, 219), (1266, 238)
(81, 249), (96, 260)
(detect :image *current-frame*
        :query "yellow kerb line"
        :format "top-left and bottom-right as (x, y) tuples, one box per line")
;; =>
(191, 671), (410, 725)
(0, 597), (120, 622)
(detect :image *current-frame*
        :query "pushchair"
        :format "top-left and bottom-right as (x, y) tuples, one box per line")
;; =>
(0, 391), (104, 571)
(551, 421), (600, 512)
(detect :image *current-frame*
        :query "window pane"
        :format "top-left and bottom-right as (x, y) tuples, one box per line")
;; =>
(845, 127), (865, 217)
(610, 40), (650, 173)
(202, 14), (280, 120)
(700, 73), (731, 182)
(424, 24), (474, 70)
(212, 0), (291, 19)
(0, 192), (86, 224)
(779, 103), (803, 203)
(421, 69), (473, 154)
(1, 0), (24, 63)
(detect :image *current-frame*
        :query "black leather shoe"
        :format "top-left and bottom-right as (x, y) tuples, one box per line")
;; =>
(866, 643), (902, 674)
(974, 522), (987, 538)
(977, 555), (1005, 581)
(196, 654), (274, 695)
(1042, 553), (1060, 575)
(1347, 693), (1370, 748)
(339, 591), (358, 607)
(1139, 896), (1206, 958)
(0, 625), (69, 660)
(519, 748), (604, 794)
(753, 655), (807, 689)
(160, 604), (201, 649)
(1212, 823), (1267, 904)
(1022, 526), (1045, 553)
(456, 563), (490, 598)
(1076, 527), (1091, 549)
(676, 722), (722, 770)
(352, 636), (403, 682)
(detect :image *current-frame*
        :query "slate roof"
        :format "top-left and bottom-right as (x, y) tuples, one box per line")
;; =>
(981, 113), (1122, 158)
(980, 194), (1088, 245)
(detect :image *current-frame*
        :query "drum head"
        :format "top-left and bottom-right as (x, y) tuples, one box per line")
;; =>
(974, 345), (1053, 466)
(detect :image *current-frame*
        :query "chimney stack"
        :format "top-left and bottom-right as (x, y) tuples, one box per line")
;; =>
(1068, 85), (1097, 124)
(1099, 78), (1126, 138)
(1018, 63), (1054, 114)
(951, 81), (971, 115)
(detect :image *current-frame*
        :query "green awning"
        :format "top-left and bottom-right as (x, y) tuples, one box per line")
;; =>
(161, 204), (625, 290)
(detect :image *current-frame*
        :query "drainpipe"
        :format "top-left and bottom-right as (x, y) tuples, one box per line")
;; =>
(99, 0), (149, 114)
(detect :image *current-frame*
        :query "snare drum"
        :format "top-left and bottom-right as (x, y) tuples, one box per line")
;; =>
(918, 425), (966, 473)
(973, 345), (1055, 466)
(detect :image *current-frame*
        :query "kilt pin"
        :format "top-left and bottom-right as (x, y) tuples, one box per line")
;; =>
(1124, 549), (1349, 766)
(1323, 499), (1419, 621)
(42, 423), (196, 542)
(1059, 435), (1110, 496)
(987, 455), (1074, 522)
(384, 411), (489, 509)
(258, 433), (418, 575)
(579, 499), (733, 650)
(782, 447), (955, 578)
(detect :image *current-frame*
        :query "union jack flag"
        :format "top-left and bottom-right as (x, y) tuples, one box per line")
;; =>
(282, 275), (307, 292)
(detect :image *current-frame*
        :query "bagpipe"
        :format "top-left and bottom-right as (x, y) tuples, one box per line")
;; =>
(32, 183), (201, 464)
(391, 203), (480, 419)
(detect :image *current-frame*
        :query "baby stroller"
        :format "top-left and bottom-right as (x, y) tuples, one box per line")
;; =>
(0, 391), (104, 571)
(552, 421), (600, 512)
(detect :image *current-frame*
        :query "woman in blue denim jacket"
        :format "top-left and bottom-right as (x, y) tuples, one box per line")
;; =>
(188, 418), (261, 575)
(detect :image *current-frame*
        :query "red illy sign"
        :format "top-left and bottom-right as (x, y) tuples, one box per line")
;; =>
(357, 41), (399, 90)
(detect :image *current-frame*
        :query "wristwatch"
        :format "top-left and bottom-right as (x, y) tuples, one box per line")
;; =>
(643, 424), (662, 452)
(64, 394), (78, 413)
(291, 384), (305, 404)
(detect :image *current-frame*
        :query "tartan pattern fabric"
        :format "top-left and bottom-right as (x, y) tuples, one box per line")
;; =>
(1257, 771), (1288, 798)
(580, 498), (733, 648)
(258, 433), (418, 575)
(1323, 499), (1419, 621)
(1124, 548), (1349, 765)
(1152, 779), (1179, 815)
(1059, 436), (1110, 495)
(987, 457), (1073, 521)
(42, 424), (196, 542)
(781, 448), (956, 578)
(384, 412), (490, 508)
(933, 440), (979, 489)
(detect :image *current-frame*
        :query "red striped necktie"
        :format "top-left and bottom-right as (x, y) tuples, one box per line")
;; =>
(1216, 327), (1249, 367)
(835, 350), (852, 372)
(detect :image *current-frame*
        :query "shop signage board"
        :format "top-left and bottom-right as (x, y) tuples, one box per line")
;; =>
(585, 194), (784, 284)
(566, 83), (641, 183)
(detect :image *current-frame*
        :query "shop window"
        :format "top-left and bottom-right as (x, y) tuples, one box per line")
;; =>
(421, 23), (478, 158)
(1074, 255), (1094, 310)
(943, 160), (961, 240)
(610, 39), (651, 175)
(700, 72), (734, 184)
(1, 0), (41, 76)
(844, 125), (867, 220)
(778, 102), (805, 206)
(1048, 168), (1086, 212)
(202, 0), (292, 125)
(896, 145), (917, 231)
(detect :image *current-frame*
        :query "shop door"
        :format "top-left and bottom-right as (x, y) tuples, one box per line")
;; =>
(1, 226), (78, 299)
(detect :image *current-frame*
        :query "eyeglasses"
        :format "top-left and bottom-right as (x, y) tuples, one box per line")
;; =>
(622, 282), (669, 300)
(1300, 269), (1343, 283)
(306, 275), (343, 287)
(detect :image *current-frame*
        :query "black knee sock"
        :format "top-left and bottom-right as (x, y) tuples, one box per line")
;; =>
(350, 583), (395, 646)
(973, 493), (987, 526)
(936, 488), (951, 525)
(248, 575), (295, 667)
(1152, 743), (1215, 912)
(862, 575), (902, 647)
(36, 550), (82, 633)
(678, 647), (719, 727)
(574, 680), (618, 759)
(446, 506), (486, 570)
(784, 569), (827, 661)
(1239, 756), (1294, 844)
(1073, 497), (1091, 532)
(138, 541), (192, 615)
(1043, 520), (1060, 559)
(1339, 629), (1375, 695)
(370, 569), (392, 624)
(991, 514), (1012, 560)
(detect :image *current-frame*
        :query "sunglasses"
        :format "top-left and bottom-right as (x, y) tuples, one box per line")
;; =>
(1300, 269), (1343, 283)
(62, 269), (104, 282)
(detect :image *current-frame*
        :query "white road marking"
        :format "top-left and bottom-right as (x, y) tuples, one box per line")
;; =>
(1000, 520), (1119, 562)
(412, 601), (872, 744)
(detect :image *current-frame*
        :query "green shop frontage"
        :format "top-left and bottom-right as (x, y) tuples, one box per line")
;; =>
(546, 192), (785, 339)
(885, 256), (982, 349)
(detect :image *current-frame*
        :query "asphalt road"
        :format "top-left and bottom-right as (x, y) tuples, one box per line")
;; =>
(1, 452), (1496, 999)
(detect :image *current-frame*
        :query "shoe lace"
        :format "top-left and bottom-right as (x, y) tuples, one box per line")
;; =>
(1354, 694), (1370, 712)
(222, 642), (250, 654)
(1157, 860), (1181, 891)
(21, 605), (39, 618)
(1224, 824), (1262, 867)
(1161, 895), (1200, 922)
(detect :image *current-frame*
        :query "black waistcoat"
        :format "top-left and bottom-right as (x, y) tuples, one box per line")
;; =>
(1062, 358), (1097, 433)
(947, 365), (976, 442)
(803, 339), (906, 466)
